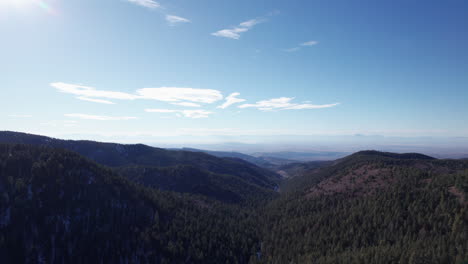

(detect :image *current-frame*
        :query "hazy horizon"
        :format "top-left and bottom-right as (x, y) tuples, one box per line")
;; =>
(3, 130), (468, 160)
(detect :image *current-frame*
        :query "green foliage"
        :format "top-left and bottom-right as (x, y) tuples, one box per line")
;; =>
(0, 144), (260, 263)
(258, 152), (468, 263)
(0, 139), (467, 264)
(0, 131), (281, 190)
(118, 165), (277, 205)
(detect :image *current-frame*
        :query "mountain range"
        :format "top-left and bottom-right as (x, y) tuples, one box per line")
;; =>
(0, 131), (466, 263)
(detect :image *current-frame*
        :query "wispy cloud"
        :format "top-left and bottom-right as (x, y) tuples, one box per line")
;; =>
(126, 0), (160, 9)
(77, 97), (115, 104)
(301, 40), (319, 46)
(217, 93), (246, 109)
(182, 110), (212, 118)
(52, 82), (223, 104)
(52, 82), (137, 102)
(137, 87), (222, 103)
(212, 18), (265, 40)
(146, 109), (213, 118)
(166, 15), (190, 25)
(54, 83), (339, 116)
(65, 114), (138, 121)
(170, 102), (201, 107)
(239, 97), (339, 111)
(285, 40), (319, 52)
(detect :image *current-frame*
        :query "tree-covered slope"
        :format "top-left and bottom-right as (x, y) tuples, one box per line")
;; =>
(256, 151), (468, 264)
(117, 165), (276, 204)
(0, 131), (280, 190)
(0, 144), (261, 263)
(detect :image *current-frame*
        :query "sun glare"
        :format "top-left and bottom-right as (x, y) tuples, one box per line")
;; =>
(0, 0), (55, 14)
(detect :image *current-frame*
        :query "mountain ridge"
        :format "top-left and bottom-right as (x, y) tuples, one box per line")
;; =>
(0, 131), (280, 203)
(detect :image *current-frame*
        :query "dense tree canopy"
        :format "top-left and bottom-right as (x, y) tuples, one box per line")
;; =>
(0, 134), (467, 264)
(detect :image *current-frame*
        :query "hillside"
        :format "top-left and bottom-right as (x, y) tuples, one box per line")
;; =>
(1, 139), (467, 263)
(282, 150), (439, 193)
(256, 151), (468, 263)
(0, 144), (261, 263)
(117, 165), (276, 204)
(0, 131), (280, 203)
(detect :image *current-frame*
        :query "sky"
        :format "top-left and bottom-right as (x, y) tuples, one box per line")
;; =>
(1, 0), (468, 148)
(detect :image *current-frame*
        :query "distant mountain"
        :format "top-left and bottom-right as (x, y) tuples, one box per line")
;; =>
(345, 150), (436, 160)
(179, 147), (275, 168)
(252, 151), (349, 161)
(0, 144), (260, 263)
(0, 131), (280, 203)
(260, 150), (468, 263)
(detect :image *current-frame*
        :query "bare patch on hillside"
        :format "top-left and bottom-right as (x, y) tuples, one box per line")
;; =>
(448, 186), (467, 205)
(306, 165), (395, 198)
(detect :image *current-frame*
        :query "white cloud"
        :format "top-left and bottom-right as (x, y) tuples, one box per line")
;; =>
(76, 97), (115, 104)
(301, 40), (319, 46)
(145, 109), (178, 113)
(239, 97), (339, 111)
(171, 102), (201, 107)
(217, 93), (246, 109)
(166, 15), (190, 25)
(182, 110), (212, 118)
(285, 40), (319, 52)
(52, 82), (137, 100)
(239, 19), (263, 28)
(65, 114), (138, 121)
(52, 83), (223, 104)
(146, 109), (213, 118)
(212, 18), (265, 40)
(126, 0), (160, 9)
(136, 87), (223, 103)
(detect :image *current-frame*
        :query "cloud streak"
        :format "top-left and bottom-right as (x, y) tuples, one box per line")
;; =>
(171, 102), (201, 107)
(137, 87), (222, 103)
(76, 97), (115, 104)
(301, 40), (319, 46)
(239, 97), (339, 111)
(126, 0), (160, 9)
(52, 82), (223, 105)
(52, 82), (137, 101)
(217, 93), (246, 109)
(65, 114), (138, 121)
(212, 18), (265, 39)
(285, 40), (319, 52)
(146, 109), (213, 118)
(166, 15), (190, 25)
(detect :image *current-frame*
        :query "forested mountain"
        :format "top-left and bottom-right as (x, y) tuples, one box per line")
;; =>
(0, 134), (467, 263)
(256, 150), (468, 263)
(117, 165), (276, 204)
(0, 131), (280, 203)
(0, 144), (261, 263)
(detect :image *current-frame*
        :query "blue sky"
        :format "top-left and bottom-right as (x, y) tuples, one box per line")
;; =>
(1, 0), (468, 144)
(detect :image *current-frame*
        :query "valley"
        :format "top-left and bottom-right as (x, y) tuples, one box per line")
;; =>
(0, 131), (466, 263)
